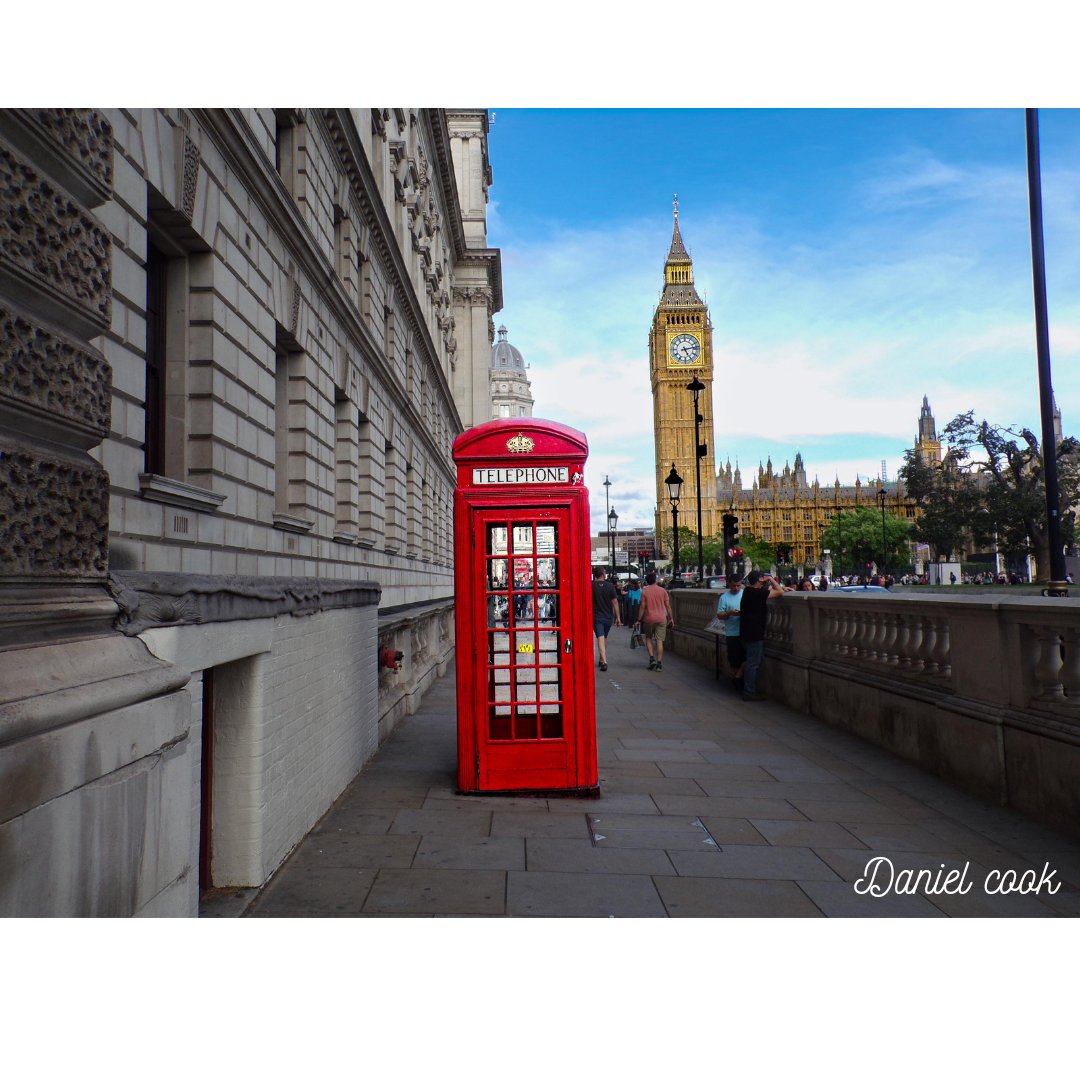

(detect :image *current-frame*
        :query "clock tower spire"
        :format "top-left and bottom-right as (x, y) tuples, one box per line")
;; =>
(650, 201), (719, 569)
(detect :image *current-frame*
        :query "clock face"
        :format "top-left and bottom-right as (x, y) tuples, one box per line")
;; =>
(669, 333), (701, 365)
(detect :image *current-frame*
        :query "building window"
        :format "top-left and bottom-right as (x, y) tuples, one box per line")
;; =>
(144, 242), (168, 475)
(356, 408), (381, 548)
(763, 528), (772, 541)
(334, 388), (358, 538)
(274, 109), (300, 196)
(273, 323), (313, 532)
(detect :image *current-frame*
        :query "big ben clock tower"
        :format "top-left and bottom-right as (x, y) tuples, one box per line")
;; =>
(650, 198), (719, 559)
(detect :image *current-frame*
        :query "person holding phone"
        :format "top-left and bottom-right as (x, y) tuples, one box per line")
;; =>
(738, 570), (787, 701)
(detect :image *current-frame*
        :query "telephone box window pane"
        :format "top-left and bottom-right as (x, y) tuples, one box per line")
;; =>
(512, 558), (533, 591)
(537, 557), (557, 587)
(512, 526), (534, 554)
(489, 527), (508, 556)
(536, 525), (556, 554)
(536, 594), (558, 625)
(488, 558), (508, 590)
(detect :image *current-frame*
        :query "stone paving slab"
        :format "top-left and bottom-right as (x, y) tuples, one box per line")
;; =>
(248, 866), (378, 916)
(362, 869), (506, 915)
(412, 835), (526, 871)
(651, 793), (810, 820)
(524, 838), (677, 876)
(489, 811), (592, 839)
(286, 833), (420, 870)
(653, 876), (824, 917)
(797, 880), (945, 917)
(389, 808), (493, 837)
(667, 844), (842, 882)
(506, 871), (666, 917)
(746, 818), (868, 849)
(238, 645), (1080, 919)
(784, 799), (916, 824)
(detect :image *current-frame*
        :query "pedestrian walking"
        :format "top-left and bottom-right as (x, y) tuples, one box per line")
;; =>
(738, 570), (786, 701)
(626, 577), (642, 625)
(638, 571), (674, 672)
(591, 566), (620, 672)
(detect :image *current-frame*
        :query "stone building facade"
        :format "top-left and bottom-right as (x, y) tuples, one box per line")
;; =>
(0, 108), (501, 916)
(489, 325), (533, 419)
(714, 399), (939, 572)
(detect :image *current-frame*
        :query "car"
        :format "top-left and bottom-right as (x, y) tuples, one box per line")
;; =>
(833, 584), (891, 595)
(704, 575), (727, 589)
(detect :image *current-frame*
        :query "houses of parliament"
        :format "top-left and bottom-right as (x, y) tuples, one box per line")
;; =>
(649, 203), (938, 570)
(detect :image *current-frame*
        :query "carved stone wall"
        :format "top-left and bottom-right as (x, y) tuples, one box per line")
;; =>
(0, 111), (113, 587)
(0, 138), (111, 332)
(0, 306), (110, 438)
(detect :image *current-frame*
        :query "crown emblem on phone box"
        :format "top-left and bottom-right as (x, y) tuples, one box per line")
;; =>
(506, 433), (535, 454)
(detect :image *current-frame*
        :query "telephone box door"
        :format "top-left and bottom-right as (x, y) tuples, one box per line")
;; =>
(469, 506), (582, 792)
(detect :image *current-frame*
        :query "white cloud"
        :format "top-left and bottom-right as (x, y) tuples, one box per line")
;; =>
(493, 140), (1080, 534)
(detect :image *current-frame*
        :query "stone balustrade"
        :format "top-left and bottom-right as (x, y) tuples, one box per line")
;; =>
(668, 588), (1080, 839)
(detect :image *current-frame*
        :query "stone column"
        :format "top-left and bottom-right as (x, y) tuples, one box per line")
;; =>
(0, 111), (192, 917)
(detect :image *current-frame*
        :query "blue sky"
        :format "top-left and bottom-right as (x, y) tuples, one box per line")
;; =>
(485, 109), (1080, 534)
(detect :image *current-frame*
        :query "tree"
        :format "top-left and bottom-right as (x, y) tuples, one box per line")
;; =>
(899, 449), (979, 561)
(906, 410), (1080, 579)
(658, 525), (698, 572)
(738, 532), (779, 572)
(819, 506), (912, 575)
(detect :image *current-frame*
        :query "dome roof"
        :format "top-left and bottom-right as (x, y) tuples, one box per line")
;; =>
(491, 325), (526, 371)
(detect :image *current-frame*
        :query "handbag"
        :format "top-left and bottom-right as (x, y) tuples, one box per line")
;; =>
(629, 623), (645, 649)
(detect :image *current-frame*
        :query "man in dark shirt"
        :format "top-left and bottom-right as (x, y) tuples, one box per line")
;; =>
(738, 570), (786, 701)
(591, 566), (620, 671)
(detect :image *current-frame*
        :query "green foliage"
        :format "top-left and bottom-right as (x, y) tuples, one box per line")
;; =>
(819, 506), (912, 573)
(738, 533), (779, 571)
(900, 410), (1080, 578)
(899, 449), (980, 561)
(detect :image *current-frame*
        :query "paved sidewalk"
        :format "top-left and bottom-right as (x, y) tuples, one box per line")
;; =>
(239, 633), (1080, 917)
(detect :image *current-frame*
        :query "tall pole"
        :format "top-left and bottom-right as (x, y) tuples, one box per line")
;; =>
(603, 475), (611, 576)
(671, 501), (680, 579)
(688, 377), (705, 584)
(1025, 108), (1068, 596)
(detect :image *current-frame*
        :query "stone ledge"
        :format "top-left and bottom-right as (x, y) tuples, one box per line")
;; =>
(138, 473), (227, 512)
(109, 571), (381, 635)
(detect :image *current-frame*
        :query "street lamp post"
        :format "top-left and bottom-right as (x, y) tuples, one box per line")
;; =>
(686, 375), (707, 584)
(608, 506), (618, 580)
(602, 475), (611, 575)
(665, 463), (683, 582)
(877, 486), (888, 581)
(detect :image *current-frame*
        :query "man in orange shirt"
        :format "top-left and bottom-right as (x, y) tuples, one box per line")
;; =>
(637, 571), (674, 672)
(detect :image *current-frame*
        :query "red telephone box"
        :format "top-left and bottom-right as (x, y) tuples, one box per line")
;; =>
(452, 418), (598, 795)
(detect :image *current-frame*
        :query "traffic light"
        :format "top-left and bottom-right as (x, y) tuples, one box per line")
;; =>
(722, 513), (738, 550)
